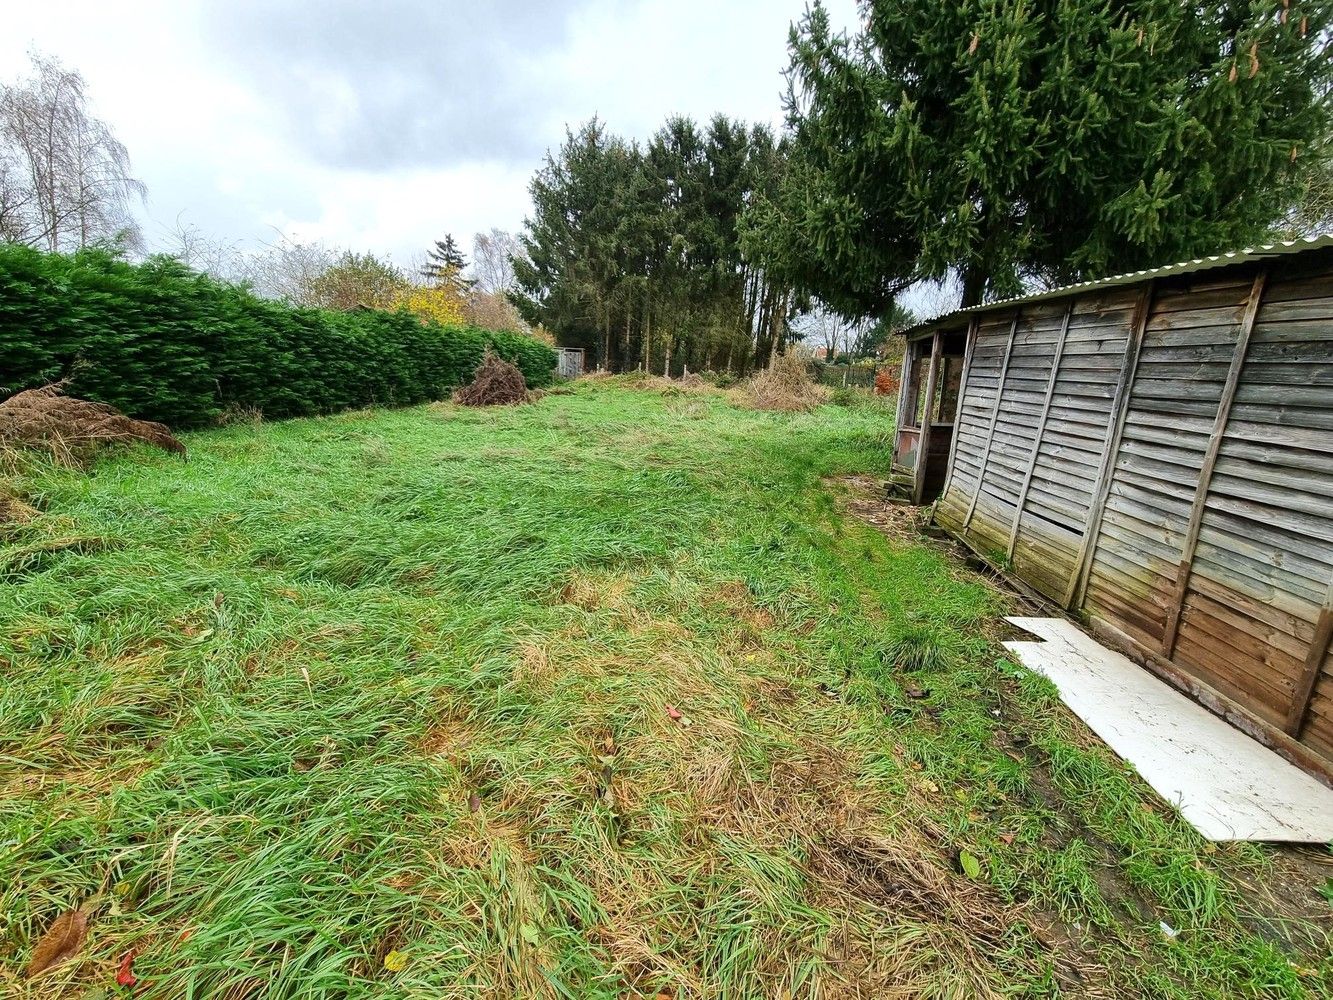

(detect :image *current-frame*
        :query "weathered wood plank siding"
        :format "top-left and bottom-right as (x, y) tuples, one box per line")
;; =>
(936, 312), (1017, 540)
(926, 244), (1333, 774)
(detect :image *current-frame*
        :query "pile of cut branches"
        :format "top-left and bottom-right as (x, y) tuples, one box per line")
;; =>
(734, 353), (829, 412)
(453, 349), (531, 406)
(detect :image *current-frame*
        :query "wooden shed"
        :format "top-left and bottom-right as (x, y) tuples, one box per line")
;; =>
(894, 236), (1333, 777)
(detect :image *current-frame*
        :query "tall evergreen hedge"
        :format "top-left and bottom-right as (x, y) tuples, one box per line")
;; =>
(0, 244), (557, 428)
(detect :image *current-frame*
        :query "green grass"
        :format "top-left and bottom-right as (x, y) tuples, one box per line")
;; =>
(1, 381), (1329, 998)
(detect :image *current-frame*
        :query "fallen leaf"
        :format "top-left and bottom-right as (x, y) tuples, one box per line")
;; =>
(468, 792), (481, 813)
(25, 909), (89, 978)
(116, 950), (137, 987)
(383, 949), (409, 972)
(959, 849), (983, 879)
(519, 923), (541, 946)
(904, 686), (930, 699)
(999, 832), (1016, 846)
(665, 705), (683, 721)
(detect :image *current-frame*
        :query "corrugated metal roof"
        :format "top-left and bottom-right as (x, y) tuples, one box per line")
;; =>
(903, 232), (1333, 335)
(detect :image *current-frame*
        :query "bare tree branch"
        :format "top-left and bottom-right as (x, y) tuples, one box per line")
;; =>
(0, 51), (146, 254)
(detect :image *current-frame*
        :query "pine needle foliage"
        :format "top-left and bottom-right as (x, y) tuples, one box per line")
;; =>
(764, 0), (1333, 310)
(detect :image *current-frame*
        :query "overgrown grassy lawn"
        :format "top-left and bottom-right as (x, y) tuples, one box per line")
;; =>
(2, 382), (1329, 998)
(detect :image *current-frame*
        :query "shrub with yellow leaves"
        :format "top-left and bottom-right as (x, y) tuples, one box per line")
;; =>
(392, 283), (467, 327)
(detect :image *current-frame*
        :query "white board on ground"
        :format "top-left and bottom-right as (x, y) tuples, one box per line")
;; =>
(1003, 616), (1333, 843)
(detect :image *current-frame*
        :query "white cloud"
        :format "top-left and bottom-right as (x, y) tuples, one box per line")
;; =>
(1, 0), (860, 263)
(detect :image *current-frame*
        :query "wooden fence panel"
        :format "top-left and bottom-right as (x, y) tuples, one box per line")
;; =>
(1173, 267), (1333, 738)
(927, 245), (1333, 772)
(1082, 273), (1255, 651)
(1014, 288), (1139, 601)
(1005, 301), (1079, 598)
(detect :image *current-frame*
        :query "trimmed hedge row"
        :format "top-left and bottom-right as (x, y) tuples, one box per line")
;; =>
(0, 244), (556, 428)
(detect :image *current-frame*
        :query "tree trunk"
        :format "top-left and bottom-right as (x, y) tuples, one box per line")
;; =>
(642, 301), (652, 372)
(622, 309), (632, 375)
(960, 265), (986, 309)
(768, 293), (782, 365)
(754, 290), (772, 367)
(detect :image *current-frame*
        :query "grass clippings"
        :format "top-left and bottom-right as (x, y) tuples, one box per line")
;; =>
(0, 381), (1327, 999)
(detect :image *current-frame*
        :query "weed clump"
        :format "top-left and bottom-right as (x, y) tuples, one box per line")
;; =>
(0, 381), (186, 464)
(734, 352), (829, 412)
(453, 348), (530, 406)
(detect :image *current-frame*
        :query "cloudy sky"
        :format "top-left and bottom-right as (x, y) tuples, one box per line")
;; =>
(2, 0), (860, 266)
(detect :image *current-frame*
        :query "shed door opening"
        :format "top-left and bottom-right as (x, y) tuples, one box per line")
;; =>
(893, 329), (966, 504)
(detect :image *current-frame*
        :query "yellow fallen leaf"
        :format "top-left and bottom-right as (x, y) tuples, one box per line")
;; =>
(383, 949), (409, 972)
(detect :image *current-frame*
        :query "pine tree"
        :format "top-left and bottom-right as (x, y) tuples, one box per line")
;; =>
(513, 116), (801, 373)
(768, 0), (1333, 309)
(419, 235), (474, 294)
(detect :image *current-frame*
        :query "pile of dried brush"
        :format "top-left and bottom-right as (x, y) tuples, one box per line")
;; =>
(735, 353), (829, 412)
(0, 382), (186, 465)
(453, 349), (531, 406)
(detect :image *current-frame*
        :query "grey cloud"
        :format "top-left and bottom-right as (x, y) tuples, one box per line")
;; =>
(200, 0), (584, 171)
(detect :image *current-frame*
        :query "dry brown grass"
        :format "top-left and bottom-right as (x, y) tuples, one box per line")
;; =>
(0, 381), (186, 464)
(0, 488), (39, 525)
(732, 352), (829, 412)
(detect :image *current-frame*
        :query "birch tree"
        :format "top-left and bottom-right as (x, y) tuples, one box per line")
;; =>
(0, 53), (145, 253)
